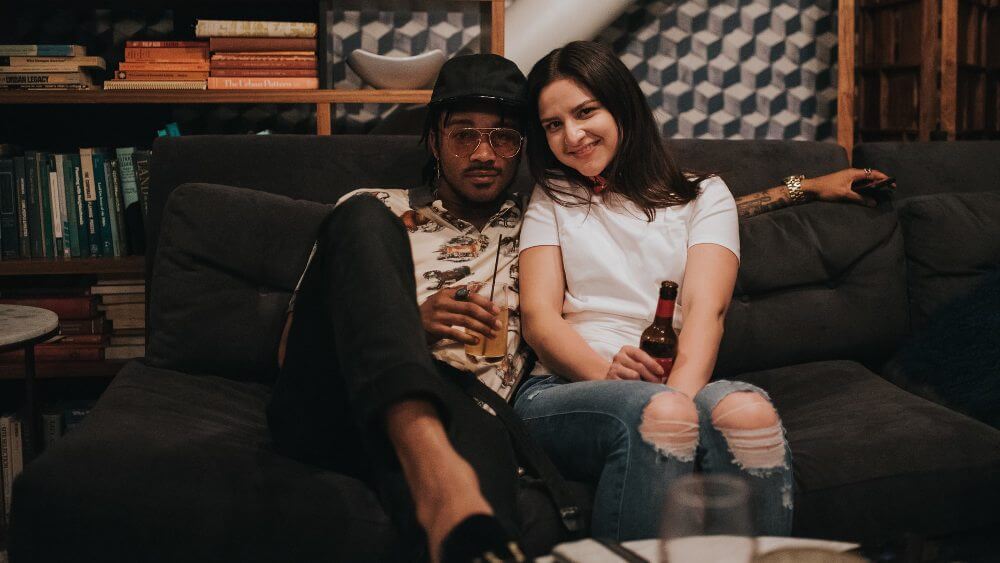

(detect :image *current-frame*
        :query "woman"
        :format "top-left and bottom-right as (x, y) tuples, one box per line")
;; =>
(515, 40), (796, 541)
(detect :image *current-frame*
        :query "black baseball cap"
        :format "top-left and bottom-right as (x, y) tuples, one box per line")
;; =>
(429, 53), (528, 110)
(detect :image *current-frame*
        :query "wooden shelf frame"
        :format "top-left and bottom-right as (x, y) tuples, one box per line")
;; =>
(0, 256), (145, 276)
(1, 0), (505, 135)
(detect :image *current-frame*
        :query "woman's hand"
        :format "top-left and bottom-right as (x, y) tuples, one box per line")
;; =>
(801, 168), (893, 206)
(607, 346), (666, 383)
(420, 284), (499, 345)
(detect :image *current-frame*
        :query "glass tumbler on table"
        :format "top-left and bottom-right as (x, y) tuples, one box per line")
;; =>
(660, 474), (755, 563)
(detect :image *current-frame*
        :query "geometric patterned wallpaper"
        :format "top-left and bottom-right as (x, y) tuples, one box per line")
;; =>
(7, 1), (838, 141)
(328, 0), (838, 140)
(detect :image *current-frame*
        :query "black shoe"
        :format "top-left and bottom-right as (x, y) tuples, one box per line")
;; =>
(440, 514), (525, 563)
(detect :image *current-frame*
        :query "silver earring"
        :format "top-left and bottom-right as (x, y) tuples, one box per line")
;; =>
(435, 159), (441, 179)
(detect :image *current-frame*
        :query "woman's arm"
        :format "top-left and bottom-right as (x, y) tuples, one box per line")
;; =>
(734, 167), (893, 219)
(519, 245), (611, 382)
(663, 243), (740, 398)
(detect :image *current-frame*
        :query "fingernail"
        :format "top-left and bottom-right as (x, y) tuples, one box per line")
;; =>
(495, 320), (503, 329)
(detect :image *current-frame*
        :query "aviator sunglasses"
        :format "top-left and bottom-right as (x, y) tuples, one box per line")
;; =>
(447, 127), (523, 159)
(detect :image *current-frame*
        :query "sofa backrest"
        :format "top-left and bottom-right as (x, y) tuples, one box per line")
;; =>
(149, 135), (906, 381)
(852, 141), (1000, 199)
(714, 201), (909, 376)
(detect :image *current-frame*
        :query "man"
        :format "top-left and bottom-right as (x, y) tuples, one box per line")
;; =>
(267, 54), (539, 563)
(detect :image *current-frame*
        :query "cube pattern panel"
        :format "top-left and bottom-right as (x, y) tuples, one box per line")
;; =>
(327, 0), (836, 140)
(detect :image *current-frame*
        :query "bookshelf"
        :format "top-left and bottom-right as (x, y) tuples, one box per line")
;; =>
(837, 0), (1000, 152)
(0, 0), (507, 383)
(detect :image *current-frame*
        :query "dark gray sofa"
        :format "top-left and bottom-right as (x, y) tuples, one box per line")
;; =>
(9, 136), (1000, 561)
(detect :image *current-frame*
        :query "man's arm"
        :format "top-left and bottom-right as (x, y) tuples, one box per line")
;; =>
(735, 168), (893, 220)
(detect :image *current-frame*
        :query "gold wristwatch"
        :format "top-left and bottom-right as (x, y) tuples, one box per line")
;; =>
(783, 174), (808, 204)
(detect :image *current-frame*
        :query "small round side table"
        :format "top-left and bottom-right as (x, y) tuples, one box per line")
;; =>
(0, 304), (59, 461)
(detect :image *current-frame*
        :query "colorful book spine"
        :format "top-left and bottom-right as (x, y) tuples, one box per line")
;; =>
(107, 158), (126, 256)
(133, 150), (152, 221)
(0, 45), (86, 57)
(13, 156), (30, 257)
(59, 316), (108, 335)
(125, 41), (207, 48)
(0, 56), (106, 72)
(68, 154), (88, 258)
(79, 148), (101, 257)
(36, 153), (55, 257)
(0, 295), (98, 319)
(47, 153), (65, 258)
(0, 158), (17, 259)
(207, 76), (318, 90)
(195, 20), (318, 39)
(117, 61), (210, 71)
(24, 152), (43, 257)
(60, 154), (81, 257)
(0, 72), (92, 86)
(1, 415), (12, 518)
(91, 151), (114, 256)
(102, 79), (206, 91)
(115, 147), (143, 255)
(209, 37), (317, 52)
(123, 47), (208, 62)
(210, 69), (317, 78)
(115, 70), (209, 80)
(209, 59), (317, 70)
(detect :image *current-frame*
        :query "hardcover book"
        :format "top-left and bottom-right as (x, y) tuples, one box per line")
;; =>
(0, 56), (106, 72)
(207, 76), (318, 90)
(60, 154), (81, 257)
(106, 158), (125, 256)
(78, 148), (102, 257)
(114, 147), (144, 255)
(195, 20), (318, 39)
(0, 45), (86, 57)
(13, 157), (30, 257)
(123, 47), (209, 62)
(118, 61), (210, 72)
(91, 150), (114, 256)
(23, 152), (43, 257)
(209, 37), (317, 53)
(103, 80), (207, 90)
(0, 158), (18, 259)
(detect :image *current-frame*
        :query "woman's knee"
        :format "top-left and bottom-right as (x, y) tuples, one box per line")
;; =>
(637, 391), (700, 461)
(711, 391), (788, 471)
(711, 391), (780, 429)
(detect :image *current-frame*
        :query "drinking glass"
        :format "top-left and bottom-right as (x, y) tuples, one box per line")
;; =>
(464, 283), (509, 358)
(660, 474), (755, 563)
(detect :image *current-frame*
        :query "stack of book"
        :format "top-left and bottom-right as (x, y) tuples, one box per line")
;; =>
(92, 279), (145, 360)
(0, 44), (105, 90)
(196, 20), (319, 90)
(103, 40), (209, 91)
(0, 147), (151, 260)
(0, 293), (108, 363)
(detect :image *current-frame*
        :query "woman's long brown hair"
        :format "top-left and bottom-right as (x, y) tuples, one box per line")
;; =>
(526, 41), (711, 220)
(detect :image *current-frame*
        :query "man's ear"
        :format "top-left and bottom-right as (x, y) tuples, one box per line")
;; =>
(429, 129), (440, 160)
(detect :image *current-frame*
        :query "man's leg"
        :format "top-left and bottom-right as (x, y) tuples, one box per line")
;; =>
(268, 195), (517, 560)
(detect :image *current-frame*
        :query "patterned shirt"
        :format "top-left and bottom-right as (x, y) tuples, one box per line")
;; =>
(338, 185), (527, 401)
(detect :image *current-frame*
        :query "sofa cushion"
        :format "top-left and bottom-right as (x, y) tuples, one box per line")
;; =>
(736, 360), (1000, 543)
(852, 141), (1000, 199)
(9, 362), (399, 563)
(147, 183), (333, 383)
(896, 191), (1000, 331)
(715, 201), (907, 376)
(882, 270), (1000, 429)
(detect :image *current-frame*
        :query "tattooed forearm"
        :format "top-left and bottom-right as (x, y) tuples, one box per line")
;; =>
(735, 186), (793, 219)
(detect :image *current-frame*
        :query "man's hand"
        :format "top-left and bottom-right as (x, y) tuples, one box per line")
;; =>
(420, 285), (500, 345)
(607, 345), (666, 383)
(802, 167), (893, 206)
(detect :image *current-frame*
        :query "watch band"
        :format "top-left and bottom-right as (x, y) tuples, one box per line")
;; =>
(783, 174), (808, 204)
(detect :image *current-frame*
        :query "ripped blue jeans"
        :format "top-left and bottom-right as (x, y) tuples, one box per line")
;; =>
(513, 376), (794, 541)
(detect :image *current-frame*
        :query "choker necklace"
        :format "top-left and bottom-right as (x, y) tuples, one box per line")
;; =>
(590, 175), (608, 194)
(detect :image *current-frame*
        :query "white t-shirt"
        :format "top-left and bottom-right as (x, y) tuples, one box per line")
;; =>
(519, 176), (739, 369)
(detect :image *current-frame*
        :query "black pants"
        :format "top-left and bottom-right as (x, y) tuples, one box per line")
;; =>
(266, 195), (523, 559)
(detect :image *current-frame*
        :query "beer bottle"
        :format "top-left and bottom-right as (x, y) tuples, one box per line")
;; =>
(640, 280), (679, 379)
